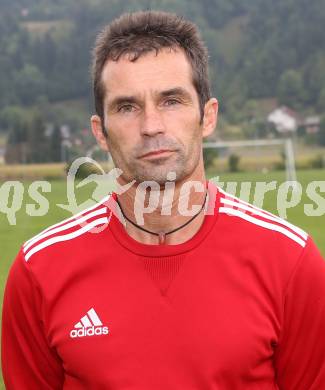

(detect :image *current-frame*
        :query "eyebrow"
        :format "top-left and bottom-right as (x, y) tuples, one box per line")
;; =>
(107, 87), (192, 111)
(159, 87), (192, 100)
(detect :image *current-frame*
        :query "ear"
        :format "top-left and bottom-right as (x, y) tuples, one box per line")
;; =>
(90, 115), (110, 152)
(202, 98), (218, 138)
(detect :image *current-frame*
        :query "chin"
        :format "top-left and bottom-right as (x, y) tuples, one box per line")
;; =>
(134, 168), (190, 185)
(122, 156), (196, 185)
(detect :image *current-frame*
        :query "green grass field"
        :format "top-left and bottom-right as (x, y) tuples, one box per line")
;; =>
(0, 168), (324, 387)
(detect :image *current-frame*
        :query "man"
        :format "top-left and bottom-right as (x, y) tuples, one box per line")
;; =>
(2, 10), (325, 389)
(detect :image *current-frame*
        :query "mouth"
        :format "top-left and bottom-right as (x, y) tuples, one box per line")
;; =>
(139, 149), (175, 159)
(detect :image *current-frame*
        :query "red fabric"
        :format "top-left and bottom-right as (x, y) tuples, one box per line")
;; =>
(2, 182), (325, 389)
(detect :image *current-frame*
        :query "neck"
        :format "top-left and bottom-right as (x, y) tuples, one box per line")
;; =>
(116, 167), (208, 245)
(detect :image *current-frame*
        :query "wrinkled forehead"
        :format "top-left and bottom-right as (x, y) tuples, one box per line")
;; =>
(101, 47), (197, 102)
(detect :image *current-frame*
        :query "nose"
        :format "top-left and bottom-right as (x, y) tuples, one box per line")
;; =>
(140, 104), (165, 137)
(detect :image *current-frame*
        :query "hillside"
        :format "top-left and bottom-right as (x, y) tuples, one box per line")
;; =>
(0, 0), (324, 136)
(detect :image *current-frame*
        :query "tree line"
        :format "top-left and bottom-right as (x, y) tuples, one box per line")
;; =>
(1, 0), (325, 163)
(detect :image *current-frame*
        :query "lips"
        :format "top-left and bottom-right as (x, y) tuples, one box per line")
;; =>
(140, 149), (174, 158)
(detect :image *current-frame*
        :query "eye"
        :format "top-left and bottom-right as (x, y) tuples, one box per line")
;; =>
(164, 98), (181, 106)
(118, 104), (136, 113)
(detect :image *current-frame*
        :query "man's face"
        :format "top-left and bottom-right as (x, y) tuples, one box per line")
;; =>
(95, 47), (215, 185)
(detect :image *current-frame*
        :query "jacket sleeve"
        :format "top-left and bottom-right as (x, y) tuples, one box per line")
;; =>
(1, 247), (64, 390)
(274, 237), (325, 389)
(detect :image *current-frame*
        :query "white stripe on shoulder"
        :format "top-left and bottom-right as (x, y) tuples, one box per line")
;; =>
(220, 197), (307, 241)
(218, 187), (279, 219)
(24, 195), (111, 247)
(218, 187), (279, 220)
(218, 187), (307, 240)
(23, 207), (107, 253)
(219, 207), (306, 247)
(24, 217), (109, 262)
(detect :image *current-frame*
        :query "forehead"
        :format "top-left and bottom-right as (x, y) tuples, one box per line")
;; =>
(101, 47), (196, 99)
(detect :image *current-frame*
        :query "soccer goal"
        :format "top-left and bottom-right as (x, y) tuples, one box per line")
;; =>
(203, 138), (297, 182)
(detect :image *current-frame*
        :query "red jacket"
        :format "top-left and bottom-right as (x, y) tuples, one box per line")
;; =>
(2, 182), (325, 389)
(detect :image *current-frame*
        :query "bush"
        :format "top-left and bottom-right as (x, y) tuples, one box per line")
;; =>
(65, 160), (102, 179)
(273, 161), (285, 171)
(318, 117), (325, 146)
(274, 150), (286, 171)
(228, 153), (240, 172)
(203, 148), (218, 170)
(310, 154), (325, 169)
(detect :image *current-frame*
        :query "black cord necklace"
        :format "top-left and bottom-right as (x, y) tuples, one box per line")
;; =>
(115, 191), (208, 245)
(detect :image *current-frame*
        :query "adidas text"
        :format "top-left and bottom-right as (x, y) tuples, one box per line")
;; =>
(70, 326), (109, 338)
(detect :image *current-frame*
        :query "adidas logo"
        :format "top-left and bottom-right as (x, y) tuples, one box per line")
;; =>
(70, 308), (109, 338)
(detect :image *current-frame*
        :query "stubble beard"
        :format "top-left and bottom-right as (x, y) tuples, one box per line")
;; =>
(110, 144), (201, 186)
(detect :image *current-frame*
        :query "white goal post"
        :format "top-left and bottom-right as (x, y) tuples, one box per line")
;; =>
(203, 138), (297, 182)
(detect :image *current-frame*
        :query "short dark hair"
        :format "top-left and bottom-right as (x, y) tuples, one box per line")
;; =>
(92, 10), (211, 134)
